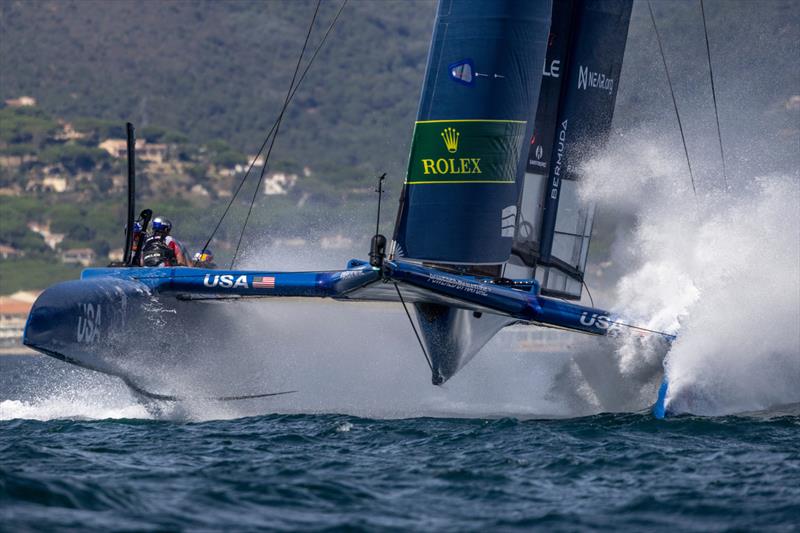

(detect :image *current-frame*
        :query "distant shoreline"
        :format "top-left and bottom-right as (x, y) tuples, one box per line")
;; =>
(0, 347), (39, 357)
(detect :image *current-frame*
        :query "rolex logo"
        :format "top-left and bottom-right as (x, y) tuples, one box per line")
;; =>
(441, 127), (460, 153)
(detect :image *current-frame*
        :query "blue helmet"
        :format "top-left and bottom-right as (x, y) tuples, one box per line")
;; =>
(151, 217), (172, 235)
(125, 222), (143, 233)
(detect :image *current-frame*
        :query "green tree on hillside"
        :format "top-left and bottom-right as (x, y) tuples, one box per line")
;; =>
(39, 144), (110, 173)
(0, 107), (58, 145)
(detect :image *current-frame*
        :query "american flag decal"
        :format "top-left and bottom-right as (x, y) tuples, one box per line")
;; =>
(252, 276), (275, 289)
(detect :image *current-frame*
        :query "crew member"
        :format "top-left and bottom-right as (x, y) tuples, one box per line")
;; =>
(130, 221), (143, 260)
(192, 249), (217, 268)
(119, 221), (144, 266)
(141, 217), (189, 267)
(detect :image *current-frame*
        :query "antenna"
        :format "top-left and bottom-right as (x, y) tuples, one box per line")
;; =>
(369, 173), (387, 268)
(374, 172), (386, 236)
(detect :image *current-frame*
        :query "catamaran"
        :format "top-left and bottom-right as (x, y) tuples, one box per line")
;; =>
(23, 0), (678, 414)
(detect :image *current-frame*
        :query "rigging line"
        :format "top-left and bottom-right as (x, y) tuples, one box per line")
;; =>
(606, 320), (676, 340)
(647, 1), (698, 201)
(197, 0), (348, 264)
(700, 0), (729, 191)
(581, 278), (595, 308)
(393, 282), (434, 374)
(230, 0), (323, 268)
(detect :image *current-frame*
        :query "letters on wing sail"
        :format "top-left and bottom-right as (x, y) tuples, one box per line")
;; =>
(509, 0), (632, 299)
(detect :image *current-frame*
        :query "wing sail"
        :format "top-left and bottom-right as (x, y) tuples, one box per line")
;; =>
(390, 0), (553, 266)
(509, 0), (633, 299)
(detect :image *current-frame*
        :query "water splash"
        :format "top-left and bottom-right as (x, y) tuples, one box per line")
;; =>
(0, 363), (150, 421)
(583, 135), (800, 415)
(0, 398), (149, 421)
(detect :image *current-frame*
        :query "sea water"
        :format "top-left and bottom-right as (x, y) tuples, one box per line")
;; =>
(2, 356), (799, 531)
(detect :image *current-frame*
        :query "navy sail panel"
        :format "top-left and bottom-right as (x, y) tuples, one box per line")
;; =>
(391, 0), (552, 265)
(513, 0), (632, 299)
(512, 0), (576, 266)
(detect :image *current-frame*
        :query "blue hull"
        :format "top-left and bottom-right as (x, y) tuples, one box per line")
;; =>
(24, 259), (625, 393)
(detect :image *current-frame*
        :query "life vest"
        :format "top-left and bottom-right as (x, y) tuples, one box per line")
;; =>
(141, 237), (176, 267)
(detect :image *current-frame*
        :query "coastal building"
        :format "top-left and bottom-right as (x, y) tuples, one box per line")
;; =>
(273, 237), (306, 248)
(263, 172), (298, 195)
(4, 96), (36, 108)
(0, 244), (24, 259)
(497, 324), (575, 354)
(107, 249), (124, 262)
(190, 184), (210, 197)
(0, 291), (38, 352)
(27, 222), (65, 250)
(0, 154), (37, 168)
(60, 247), (96, 266)
(41, 176), (68, 193)
(232, 156), (266, 175)
(54, 122), (86, 141)
(247, 155), (265, 168)
(139, 143), (169, 163)
(320, 234), (354, 250)
(99, 139), (168, 163)
(99, 139), (135, 158)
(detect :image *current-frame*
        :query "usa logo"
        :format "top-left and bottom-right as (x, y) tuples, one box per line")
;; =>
(203, 274), (248, 288)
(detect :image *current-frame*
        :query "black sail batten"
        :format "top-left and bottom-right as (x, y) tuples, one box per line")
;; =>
(508, 0), (633, 300)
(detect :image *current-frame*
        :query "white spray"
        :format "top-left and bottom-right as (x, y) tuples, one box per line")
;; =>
(582, 133), (800, 415)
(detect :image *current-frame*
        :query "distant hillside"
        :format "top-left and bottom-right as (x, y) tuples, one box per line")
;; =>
(0, 0), (436, 188)
(2, 0), (797, 188)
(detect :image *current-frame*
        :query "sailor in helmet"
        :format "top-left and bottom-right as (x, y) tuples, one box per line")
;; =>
(192, 248), (217, 268)
(130, 221), (143, 258)
(141, 217), (189, 267)
(119, 221), (145, 266)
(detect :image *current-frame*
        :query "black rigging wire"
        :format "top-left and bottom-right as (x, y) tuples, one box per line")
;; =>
(606, 320), (676, 340)
(393, 282), (434, 374)
(230, 0), (322, 268)
(700, 0), (729, 191)
(196, 0), (348, 265)
(581, 278), (595, 308)
(648, 1), (698, 202)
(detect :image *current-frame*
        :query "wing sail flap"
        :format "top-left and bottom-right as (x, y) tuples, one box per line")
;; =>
(510, 0), (633, 299)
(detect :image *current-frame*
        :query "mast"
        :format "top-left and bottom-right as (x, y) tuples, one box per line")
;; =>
(123, 122), (136, 266)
